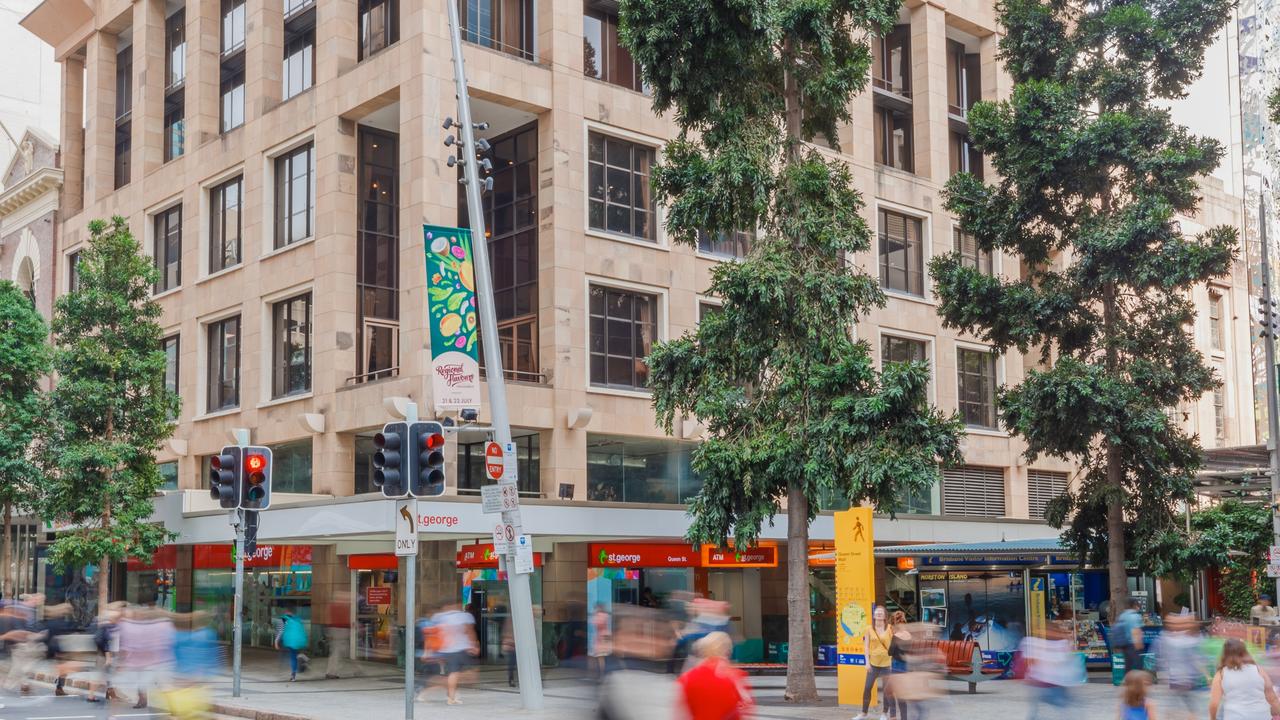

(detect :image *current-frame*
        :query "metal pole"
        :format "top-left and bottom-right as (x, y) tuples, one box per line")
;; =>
(404, 401), (418, 720)
(444, 1), (544, 708)
(232, 508), (245, 697)
(1259, 187), (1280, 603)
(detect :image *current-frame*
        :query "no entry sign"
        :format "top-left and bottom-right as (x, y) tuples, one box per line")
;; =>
(485, 441), (504, 480)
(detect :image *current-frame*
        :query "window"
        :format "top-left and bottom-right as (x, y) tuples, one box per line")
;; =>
(587, 132), (655, 241)
(115, 45), (133, 189)
(874, 107), (914, 172)
(1209, 292), (1224, 351)
(458, 432), (540, 495)
(164, 94), (184, 162)
(460, 123), (539, 380)
(272, 292), (312, 398)
(583, 1), (645, 93)
(589, 285), (657, 390)
(210, 176), (243, 272)
(941, 465), (1005, 517)
(282, 7), (316, 100)
(949, 132), (983, 179)
(356, 128), (399, 381)
(882, 335), (927, 365)
(275, 143), (315, 248)
(460, 0), (532, 61)
(697, 230), (753, 259)
(954, 228), (992, 275)
(1214, 381), (1227, 444)
(945, 39), (980, 118)
(157, 461), (179, 491)
(115, 45), (133, 120)
(166, 10), (186, 89)
(698, 302), (721, 323)
(586, 434), (702, 503)
(67, 252), (81, 292)
(220, 0), (246, 132)
(872, 25), (910, 96)
(285, 0), (314, 16)
(115, 122), (132, 189)
(1027, 470), (1067, 521)
(162, 334), (180, 400)
(957, 347), (998, 429)
(207, 316), (240, 411)
(153, 205), (182, 293)
(269, 439), (312, 493)
(360, 0), (398, 59)
(878, 209), (924, 296)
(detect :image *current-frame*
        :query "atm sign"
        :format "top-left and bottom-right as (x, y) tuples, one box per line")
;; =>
(702, 544), (779, 568)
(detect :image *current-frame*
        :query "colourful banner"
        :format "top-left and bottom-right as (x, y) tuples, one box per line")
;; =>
(836, 508), (876, 707)
(423, 225), (481, 411)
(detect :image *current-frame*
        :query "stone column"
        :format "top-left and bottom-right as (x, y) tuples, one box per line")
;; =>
(59, 55), (86, 218)
(186, 0), (223, 146)
(909, 2), (949, 182)
(316, 0), (358, 83)
(132, 0), (167, 174)
(84, 31), (118, 205)
(245, 0), (284, 120)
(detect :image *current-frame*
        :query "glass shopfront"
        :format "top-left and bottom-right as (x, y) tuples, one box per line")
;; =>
(457, 544), (544, 665)
(192, 544), (313, 650)
(350, 554), (400, 663)
(125, 545), (179, 611)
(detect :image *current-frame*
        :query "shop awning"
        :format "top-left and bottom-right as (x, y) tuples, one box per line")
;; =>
(873, 538), (1066, 558)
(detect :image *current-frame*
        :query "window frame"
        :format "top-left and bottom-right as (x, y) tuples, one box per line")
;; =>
(956, 345), (999, 430)
(162, 333), (180, 420)
(205, 314), (241, 413)
(355, 127), (400, 383)
(586, 128), (658, 244)
(877, 206), (927, 298)
(587, 280), (663, 393)
(153, 204), (183, 294)
(208, 174), (244, 274)
(271, 292), (313, 399)
(1209, 290), (1225, 352)
(282, 7), (316, 101)
(582, 2), (646, 93)
(273, 142), (316, 250)
(359, 0), (399, 60)
(67, 251), (81, 292)
(460, 0), (532, 61)
(953, 226), (993, 276)
(873, 105), (914, 173)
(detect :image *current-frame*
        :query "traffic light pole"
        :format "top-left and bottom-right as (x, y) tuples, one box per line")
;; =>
(445, 0), (544, 708)
(403, 402), (418, 720)
(232, 508), (245, 697)
(1258, 186), (1280, 603)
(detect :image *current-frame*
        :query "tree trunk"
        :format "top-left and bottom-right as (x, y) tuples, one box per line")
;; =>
(2, 502), (11, 600)
(784, 483), (819, 702)
(1101, 282), (1128, 612)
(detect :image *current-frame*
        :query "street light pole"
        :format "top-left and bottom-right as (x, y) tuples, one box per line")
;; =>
(444, 1), (545, 708)
(1258, 184), (1280, 601)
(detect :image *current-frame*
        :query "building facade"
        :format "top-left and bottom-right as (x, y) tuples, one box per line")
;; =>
(21, 0), (1251, 665)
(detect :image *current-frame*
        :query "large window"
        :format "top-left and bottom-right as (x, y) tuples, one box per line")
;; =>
(588, 132), (655, 241)
(697, 230), (753, 259)
(458, 432), (540, 495)
(583, 1), (645, 92)
(460, 0), (532, 60)
(163, 334), (180, 420)
(164, 94), (185, 162)
(115, 45), (133, 189)
(164, 10), (186, 162)
(882, 335), (927, 366)
(220, 0), (246, 132)
(872, 25), (910, 96)
(460, 123), (539, 380)
(207, 316), (240, 411)
(274, 143), (315, 248)
(221, 0), (245, 53)
(941, 465), (1005, 517)
(878, 209), (924, 296)
(356, 128), (399, 381)
(954, 228), (992, 275)
(269, 439), (313, 494)
(949, 132), (983, 180)
(589, 285), (657, 391)
(946, 38), (980, 118)
(957, 347), (997, 429)
(1209, 291), (1224, 352)
(282, 8), (316, 101)
(359, 0), (398, 59)
(874, 107), (913, 172)
(586, 434), (701, 504)
(210, 176), (243, 273)
(272, 293), (312, 398)
(154, 205), (182, 293)
(158, 461), (179, 491)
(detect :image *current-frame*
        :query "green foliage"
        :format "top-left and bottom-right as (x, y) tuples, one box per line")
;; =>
(1148, 501), (1270, 619)
(0, 281), (51, 517)
(1271, 87), (1280, 125)
(938, 0), (1235, 573)
(44, 217), (178, 571)
(621, 0), (962, 550)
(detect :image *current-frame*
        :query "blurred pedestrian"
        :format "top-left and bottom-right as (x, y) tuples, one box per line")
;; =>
(1111, 598), (1145, 677)
(274, 609), (308, 681)
(1251, 595), (1278, 626)
(1154, 613), (1205, 720)
(1119, 670), (1155, 720)
(325, 590), (354, 679)
(502, 614), (517, 687)
(590, 603), (612, 679)
(887, 611), (911, 720)
(853, 606), (894, 720)
(115, 605), (176, 709)
(1208, 638), (1280, 720)
(85, 601), (123, 703)
(678, 631), (753, 720)
(1021, 621), (1078, 719)
(426, 601), (477, 705)
(1, 594), (44, 694)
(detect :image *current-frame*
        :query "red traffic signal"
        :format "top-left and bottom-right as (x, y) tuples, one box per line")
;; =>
(239, 446), (273, 510)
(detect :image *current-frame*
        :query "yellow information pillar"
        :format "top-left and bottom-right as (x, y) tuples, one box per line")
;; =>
(835, 507), (875, 706)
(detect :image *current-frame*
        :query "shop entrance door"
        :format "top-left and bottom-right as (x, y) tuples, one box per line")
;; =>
(462, 570), (543, 666)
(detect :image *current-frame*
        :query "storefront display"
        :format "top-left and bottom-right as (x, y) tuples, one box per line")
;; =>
(192, 544), (313, 650)
(456, 543), (544, 665)
(917, 570), (1027, 669)
(349, 554), (399, 663)
(125, 545), (179, 611)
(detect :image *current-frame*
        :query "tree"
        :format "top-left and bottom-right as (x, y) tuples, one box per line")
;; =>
(933, 0), (1235, 608)
(1153, 500), (1270, 618)
(45, 217), (178, 611)
(0, 281), (50, 598)
(620, 0), (962, 701)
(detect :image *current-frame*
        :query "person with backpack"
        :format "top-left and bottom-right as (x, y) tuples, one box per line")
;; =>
(1111, 599), (1145, 677)
(274, 610), (308, 681)
(424, 602), (477, 705)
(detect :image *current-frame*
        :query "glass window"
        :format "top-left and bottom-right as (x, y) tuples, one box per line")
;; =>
(221, 0), (245, 54)
(360, 0), (398, 59)
(589, 285), (657, 390)
(583, 2), (645, 93)
(354, 434), (378, 494)
(164, 91), (185, 162)
(275, 143), (315, 248)
(1209, 292), (1224, 351)
(946, 39), (980, 117)
(882, 335), (927, 365)
(220, 62), (245, 132)
(154, 205), (182, 293)
(210, 176), (243, 273)
(949, 132), (983, 179)
(269, 439), (312, 494)
(458, 432), (540, 495)
(878, 209), (924, 296)
(874, 107), (913, 172)
(586, 434), (701, 504)
(1214, 380), (1226, 444)
(954, 228), (992, 275)
(166, 10), (186, 89)
(272, 292), (312, 398)
(163, 334), (180, 419)
(698, 302), (721, 323)
(697, 230), (753, 259)
(283, 26), (315, 100)
(460, 0), (532, 60)
(957, 347), (997, 429)
(67, 252), (81, 292)
(115, 121), (132, 189)
(871, 25), (910, 96)
(207, 316), (240, 411)
(115, 45), (133, 120)
(285, 0), (314, 17)
(158, 461), (179, 491)
(587, 132), (655, 241)
(356, 128), (399, 382)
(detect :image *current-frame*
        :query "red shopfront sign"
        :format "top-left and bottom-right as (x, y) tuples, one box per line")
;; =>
(348, 554), (399, 571)
(588, 543), (699, 568)
(365, 586), (393, 606)
(193, 544), (312, 569)
(701, 543), (778, 568)
(126, 545), (179, 572)
(456, 543), (544, 570)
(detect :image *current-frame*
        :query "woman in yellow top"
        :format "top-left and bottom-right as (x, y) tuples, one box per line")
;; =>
(854, 606), (895, 720)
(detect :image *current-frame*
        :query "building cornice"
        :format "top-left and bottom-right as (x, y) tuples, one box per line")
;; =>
(0, 167), (63, 220)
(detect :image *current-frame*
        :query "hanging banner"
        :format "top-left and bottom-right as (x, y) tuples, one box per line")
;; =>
(423, 225), (481, 411)
(835, 508), (876, 707)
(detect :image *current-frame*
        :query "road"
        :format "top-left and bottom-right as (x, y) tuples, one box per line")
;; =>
(0, 691), (171, 720)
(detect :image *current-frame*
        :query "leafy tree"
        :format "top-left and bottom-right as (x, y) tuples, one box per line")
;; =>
(45, 217), (178, 611)
(933, 0), (1235, 607)
(1153, 500), (1269, 618)
(0, 280), (50, 598)
(620, 0), (962, 700)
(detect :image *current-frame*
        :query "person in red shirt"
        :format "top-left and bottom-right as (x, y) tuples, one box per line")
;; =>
(678, 631), (754, 720)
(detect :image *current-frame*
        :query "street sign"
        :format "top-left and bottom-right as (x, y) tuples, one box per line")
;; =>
(481, 483), (519, 514)
(502, 441), (518, 482)
(1269, 564), (1280, 578)
(493, 522), (515, 553)
(514, 534), (534, 574)
(1271, 546), (1280, 562)
(395, 498), (419, 556)
(485, 441), (504, 480)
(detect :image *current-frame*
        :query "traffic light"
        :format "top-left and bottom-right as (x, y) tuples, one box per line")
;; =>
(409, 421), (447, 497)
(240, 446), (273, 511)
(373, 422), (408, 498)
(1261, 298), (1280, 338)
(243, 510), (260, 556)
(210, 447), (242, 509)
